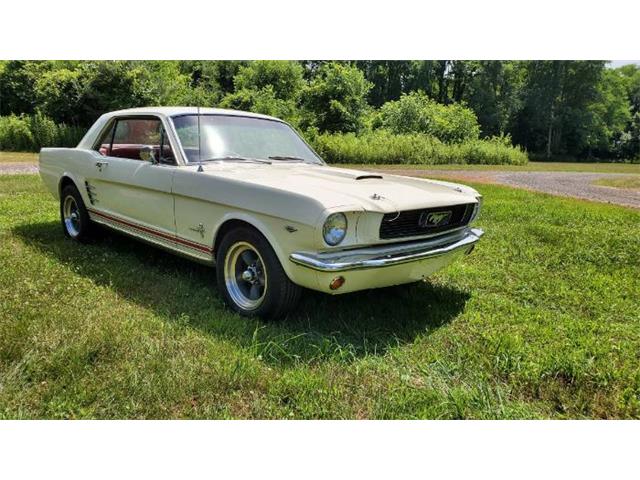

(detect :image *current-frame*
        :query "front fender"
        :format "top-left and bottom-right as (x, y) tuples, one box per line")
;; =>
(211, 211), (316, 283)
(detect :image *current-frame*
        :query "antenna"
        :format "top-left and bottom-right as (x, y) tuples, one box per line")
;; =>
(196, 105), (203, 172)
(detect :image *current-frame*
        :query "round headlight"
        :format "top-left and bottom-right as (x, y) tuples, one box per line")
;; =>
(323, 213), (347, 246)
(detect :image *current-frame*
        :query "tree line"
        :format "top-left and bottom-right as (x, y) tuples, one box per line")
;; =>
(0, 60), (638, 160)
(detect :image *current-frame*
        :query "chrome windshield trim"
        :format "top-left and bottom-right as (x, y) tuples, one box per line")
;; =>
(290, 228), (484, 272)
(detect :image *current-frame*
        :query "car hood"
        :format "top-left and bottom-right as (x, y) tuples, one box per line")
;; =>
(194, 163), (480, 212)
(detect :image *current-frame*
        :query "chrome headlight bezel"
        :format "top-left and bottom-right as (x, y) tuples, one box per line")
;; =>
(470, 196), (483, 223)
(322, 212), (348, 246)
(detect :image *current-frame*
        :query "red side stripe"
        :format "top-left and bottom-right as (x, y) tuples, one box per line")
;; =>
(88, 208), (212, 254)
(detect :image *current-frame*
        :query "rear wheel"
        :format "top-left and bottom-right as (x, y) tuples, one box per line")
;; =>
(60, 184), (94, 242)
(216, 226), (301, 319)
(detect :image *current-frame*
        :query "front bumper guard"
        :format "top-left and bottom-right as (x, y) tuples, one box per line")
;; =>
(290, 227), (484, 272)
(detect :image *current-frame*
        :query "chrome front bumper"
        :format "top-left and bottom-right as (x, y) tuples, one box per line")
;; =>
(290, 227), (484, 272)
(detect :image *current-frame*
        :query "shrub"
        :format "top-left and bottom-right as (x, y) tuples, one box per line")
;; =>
(310, 130), (528, 165)
(0, 115), (33, 151)
(56, 123), (87, 148)
(0, 113), (86, 151)
(377, 91), (481, 143)
(29, 111), (59, 150)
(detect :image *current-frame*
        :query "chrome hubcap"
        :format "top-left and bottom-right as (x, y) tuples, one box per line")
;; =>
(63, 195), (81, 237)
(224, 242), (267, 311)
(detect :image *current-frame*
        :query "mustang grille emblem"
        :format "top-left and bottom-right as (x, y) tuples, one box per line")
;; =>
(418, 210), (452, 228)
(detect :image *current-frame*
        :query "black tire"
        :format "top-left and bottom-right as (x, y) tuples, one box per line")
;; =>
(216, 226), (301, 319)
(60, 183), (94, 242)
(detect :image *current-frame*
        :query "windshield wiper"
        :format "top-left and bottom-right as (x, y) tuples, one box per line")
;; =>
(203, 156), (272, 164)
(268, 155), (309, 162)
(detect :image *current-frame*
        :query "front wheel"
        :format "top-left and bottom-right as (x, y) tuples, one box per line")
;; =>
(216, 226), (301, 319)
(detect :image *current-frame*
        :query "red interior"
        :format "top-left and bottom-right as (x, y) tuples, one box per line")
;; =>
(98, 119), (174, 162)
(99, 143), (174, 163)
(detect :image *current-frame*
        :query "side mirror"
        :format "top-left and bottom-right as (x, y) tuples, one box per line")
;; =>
(140, 145), (158, 164)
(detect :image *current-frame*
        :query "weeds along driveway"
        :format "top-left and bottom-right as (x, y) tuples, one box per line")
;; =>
(371, 169), (640, 209)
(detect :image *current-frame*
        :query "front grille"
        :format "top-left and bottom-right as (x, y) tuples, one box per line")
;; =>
(379, 203), (474, 239)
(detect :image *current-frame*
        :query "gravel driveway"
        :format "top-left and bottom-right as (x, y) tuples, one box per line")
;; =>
(374, 169), (640, 209)
(2, 162), (639, 209)
(0, 163), (39, 175)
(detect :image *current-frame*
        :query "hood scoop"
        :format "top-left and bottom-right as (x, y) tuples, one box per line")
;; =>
(355, 174), (383, 180)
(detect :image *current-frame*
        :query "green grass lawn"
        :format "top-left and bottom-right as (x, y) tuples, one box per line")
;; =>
(1, 175), (639, 419)
(0, 152), (38, 163)
(594, 177), (640, 189)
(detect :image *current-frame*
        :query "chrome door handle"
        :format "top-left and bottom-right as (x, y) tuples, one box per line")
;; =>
(95, 161), (109, 172)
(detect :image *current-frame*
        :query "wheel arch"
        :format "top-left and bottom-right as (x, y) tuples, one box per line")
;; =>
(212, 214), (295, 280)
(58, 173), (93, 207)
(58, 174), (76, 197)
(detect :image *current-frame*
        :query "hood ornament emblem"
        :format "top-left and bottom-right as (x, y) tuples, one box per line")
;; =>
(371, 193), (383, 200)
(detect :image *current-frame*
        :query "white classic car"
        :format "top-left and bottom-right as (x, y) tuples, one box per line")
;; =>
(39, 107), (484, 318)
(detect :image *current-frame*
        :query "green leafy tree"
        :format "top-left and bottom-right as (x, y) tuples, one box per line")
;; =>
(354, 60), (446, 107)
(618, 64), (640, 113)
(616, 64), (640, 159)
(130, 61), (193, 106)
(0, 61), (53, 116)
(463, 61), (524, 137)
(233, 61), (305, 101)
(301, 62), (372, 133)
(2, 59), (638, 160)
(354, 61), (412, 106)
(180, 60), (248, 105)
(582, 68), (631, 156)
(220, 61), (305, 125)
(511, 61), (607, 157)
(73, 61), (146, 125)
(33, 67), (83, 124)
(70, 61), (191, 125)
(220, 86), (300, 125)
(404, 61), (441, 99)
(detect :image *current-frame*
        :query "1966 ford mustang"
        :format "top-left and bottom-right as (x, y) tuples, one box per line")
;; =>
(39, 107), (484, 318)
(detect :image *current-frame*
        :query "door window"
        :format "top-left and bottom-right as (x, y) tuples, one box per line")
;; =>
(95, 117), (175, 164)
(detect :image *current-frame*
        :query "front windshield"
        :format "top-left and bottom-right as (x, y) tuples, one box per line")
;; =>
(171, 114), (324, 165)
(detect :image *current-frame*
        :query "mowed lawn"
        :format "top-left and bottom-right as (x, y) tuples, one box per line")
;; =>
(1, 174), (639, 419)
(594, 177), (640, 190)
(0, 152), (39, 163)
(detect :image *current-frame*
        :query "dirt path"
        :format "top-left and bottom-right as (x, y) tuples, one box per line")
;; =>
(0, 162), (39, 175)
(373, 169), (640, 209)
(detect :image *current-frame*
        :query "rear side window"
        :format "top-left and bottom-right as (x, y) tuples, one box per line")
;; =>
(95, 117), (175, 164)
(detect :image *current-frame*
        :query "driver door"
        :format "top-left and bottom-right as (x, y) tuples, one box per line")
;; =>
(86, 116), (176, 238)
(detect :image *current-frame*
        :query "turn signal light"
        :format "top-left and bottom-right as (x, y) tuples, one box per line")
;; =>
(329, 276), (346, 290)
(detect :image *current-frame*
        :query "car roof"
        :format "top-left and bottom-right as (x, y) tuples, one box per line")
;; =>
(76, 106), (291, 155)
(105, 106), (282, 122)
